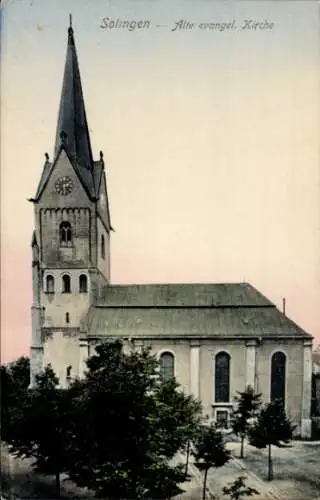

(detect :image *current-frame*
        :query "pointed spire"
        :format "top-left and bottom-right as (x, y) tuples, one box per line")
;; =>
(31, 230), (40, 262)
(54, 16), (93, 170)
(31, 230), (38, 247)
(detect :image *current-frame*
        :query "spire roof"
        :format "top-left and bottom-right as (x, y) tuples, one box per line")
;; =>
(54, 16), (93, 170)
(30, 18), (112, 227)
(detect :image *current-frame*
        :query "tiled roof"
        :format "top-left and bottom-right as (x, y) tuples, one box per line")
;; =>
(34, 158), (53, 200)
(86, 304), (310, 338)
(98, 283), (274, 307)
(85, 283), (311, 339)
(54, 25), (93, 172)
(31, 23), (109, 209)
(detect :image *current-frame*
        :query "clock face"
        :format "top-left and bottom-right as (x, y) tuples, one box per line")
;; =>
(55, 176), (73, 196)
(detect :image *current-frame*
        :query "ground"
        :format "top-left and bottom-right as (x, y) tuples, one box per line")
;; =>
(200, 439), (320, 500)
(1, 444), (202, 500)
(1, 441), (320, 499)
(226, 440), (320, 500)
(0, 444), (93, 499)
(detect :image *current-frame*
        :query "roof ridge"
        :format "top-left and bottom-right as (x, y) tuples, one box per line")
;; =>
(104, 282), (251, 287)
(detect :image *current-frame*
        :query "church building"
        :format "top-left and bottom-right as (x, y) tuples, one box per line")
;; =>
(29, 20), (313, 438)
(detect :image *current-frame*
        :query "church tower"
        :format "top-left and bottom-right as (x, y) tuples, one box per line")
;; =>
(29, 17), (112, 387)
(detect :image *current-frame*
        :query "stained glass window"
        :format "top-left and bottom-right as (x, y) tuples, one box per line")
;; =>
(271, 351), (286, 405)
(160, 352), (175, 381)
(215, 352), (230, 403)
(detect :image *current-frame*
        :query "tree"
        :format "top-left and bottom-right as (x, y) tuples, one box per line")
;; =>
(223, 475), (260, 499)
(248, 399), (296, 481)
(231, 385), (262, 458)
(3, 365), (75, 498)
(6, 356), (30, 391)
(66, 340), (202, 499)
(1, 357), (30, 444)
(152, 376), (202, 476)
(192, 423), (231, 500)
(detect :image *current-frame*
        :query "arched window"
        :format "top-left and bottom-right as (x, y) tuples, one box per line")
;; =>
(59, 221), (72, 247)
(215, 352), (230, 403)
(159, 352), (175, 381)
(65, 312), (70, 324)
(79, 274), (88, 293)
(271, 351), (286, 405)
(46, 275), (55, 293)
(62, 274), (71, 293)
(101, 234), (105, 259)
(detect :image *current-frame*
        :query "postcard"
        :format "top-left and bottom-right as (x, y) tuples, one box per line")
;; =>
(1, 1), (319, 499)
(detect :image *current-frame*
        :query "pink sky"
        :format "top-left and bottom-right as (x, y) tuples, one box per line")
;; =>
(1, 0), (319, 363)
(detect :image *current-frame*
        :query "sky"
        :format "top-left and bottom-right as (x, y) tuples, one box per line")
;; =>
(1, 0), (319, 362)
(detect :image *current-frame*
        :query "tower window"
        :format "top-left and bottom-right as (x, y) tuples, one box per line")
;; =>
(159, 352), (175, 381)
(101, 234), (105, 259)
(46, 275), (55, 293)
(214, 351), (230, 403)
(79, 274), (88, 293)
(62, 274), (71, 293)
(59, 221), (72, 247)
(65, 312), (70, 324)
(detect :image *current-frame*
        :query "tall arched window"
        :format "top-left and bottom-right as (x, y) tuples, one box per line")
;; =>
(159, 352), (175, 381)
(79, 274), (88, 293)
(215, 352), (230, 403)
(46, 275), (55, 293)
(101, 234), (105, 259)
(60, 221), (72, 247)
(271, 351), (286, 405)
(62, 274), (71, 293)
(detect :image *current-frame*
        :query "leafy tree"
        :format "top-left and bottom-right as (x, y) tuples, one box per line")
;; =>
(223, 475), (260, 499)
(1, 356), (30, 444)
(7, 356), (30, 391)
(3, 365), (75, 498)
(248, 399), (296, 480)
(231, 385), (262, 458)
(152, 376), (202, 475)
(192, 423), (231, 500)
(66, 340), (202, 499)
